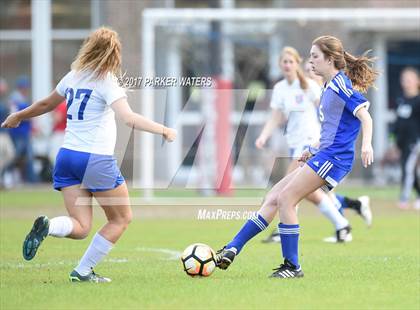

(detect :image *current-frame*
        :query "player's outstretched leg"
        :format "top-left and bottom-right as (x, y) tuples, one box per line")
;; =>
(215, 212), (268, 270)
(23, 186), (93, 261)
(215, 169), (301, 270)
(22, 215), (50, 260)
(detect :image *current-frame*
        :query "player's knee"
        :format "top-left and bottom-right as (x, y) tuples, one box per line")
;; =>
(109, 211), (132, 229)
(72, 220), (91, 239)
(276, 190), (294, 210)
(305, 193), (318, 204)
(124, 211), (133, 226)
(78, 230), (90, 240)
(264, 193), (279, 210)
(78, 224), (92, 239)
(306, 191), (322, 204)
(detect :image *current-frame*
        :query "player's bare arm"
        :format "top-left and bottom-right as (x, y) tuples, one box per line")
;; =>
(255, 109), (285, 149)
(111, 97), (177, 142)
(298, 140), (320, 163)
(356, 107), (374, 168)
(1, 90), (64, 128)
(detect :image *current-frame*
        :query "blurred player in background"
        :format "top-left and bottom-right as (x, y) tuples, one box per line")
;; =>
(216, 35), (377, 278)
(0, 78), (15, 188)
(2, 27), (177, 283)
(8, 76), (37, 183)
(257, 47), (371, 244)
(392, 67), (420, 210)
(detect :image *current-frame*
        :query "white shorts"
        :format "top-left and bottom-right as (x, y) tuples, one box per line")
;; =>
(288, 144), (310, 159)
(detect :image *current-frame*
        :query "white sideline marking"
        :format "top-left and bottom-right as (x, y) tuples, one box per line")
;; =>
(134, 247), (182, 260)
(105, 258), (129, 263)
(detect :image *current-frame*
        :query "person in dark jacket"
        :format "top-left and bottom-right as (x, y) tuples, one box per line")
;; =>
(393, 67), (420, 210)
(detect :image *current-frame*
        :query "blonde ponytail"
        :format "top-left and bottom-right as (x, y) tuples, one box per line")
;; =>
(296, 67), (308, 90)
(71, 27), (122, 80)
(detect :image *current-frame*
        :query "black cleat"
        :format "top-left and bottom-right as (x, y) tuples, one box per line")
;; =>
(23, 215), (49, 260)
(215, 246), (237, 270)
(336, 225), (352, 243)
(269, 259), (304, 278)
(323, 225), (352, 243)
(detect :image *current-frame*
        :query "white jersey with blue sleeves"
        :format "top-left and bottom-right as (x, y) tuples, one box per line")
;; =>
(318, 71), (369, 168)
(55, 70), (126, 155)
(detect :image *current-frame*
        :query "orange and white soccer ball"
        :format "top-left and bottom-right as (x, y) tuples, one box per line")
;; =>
(181, 243), (216, 277)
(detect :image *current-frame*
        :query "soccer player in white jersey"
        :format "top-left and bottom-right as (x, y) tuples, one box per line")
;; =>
(1, 27), (177, 283)
(216, 36), (377, 278)
(256, 47), (368, 244)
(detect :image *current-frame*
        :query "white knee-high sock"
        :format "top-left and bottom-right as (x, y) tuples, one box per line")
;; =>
(75, 233), (114, 276)
(48, 216), (74, 237)
(317, 196), (349, 230)
(330, 193), (342, 210)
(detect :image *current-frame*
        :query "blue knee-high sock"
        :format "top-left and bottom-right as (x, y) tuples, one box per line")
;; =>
(335, 194), (348, 215)
(278, 223), (300, 268)
(226, 213), (268, 255)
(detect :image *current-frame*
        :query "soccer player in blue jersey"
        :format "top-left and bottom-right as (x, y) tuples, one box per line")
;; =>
(2, 27), (177, 282)
(258, 47), (372, 245)
(216, 35), (377, 278)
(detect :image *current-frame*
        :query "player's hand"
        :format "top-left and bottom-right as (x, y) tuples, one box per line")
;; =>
(361, 144), (374, 168)
(298, 149), (312, 163)
(1, 113), (21, 128)
(163, 127), (177, 142)
(255, 136), (267, 149)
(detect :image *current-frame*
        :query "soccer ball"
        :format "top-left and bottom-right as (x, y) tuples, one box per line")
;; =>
(181, 243), (216, 277)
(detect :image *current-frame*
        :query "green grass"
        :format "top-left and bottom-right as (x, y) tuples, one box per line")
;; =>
(0, 187), (419, 309)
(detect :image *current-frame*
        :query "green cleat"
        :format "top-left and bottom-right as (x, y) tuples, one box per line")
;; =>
(69, 269), (112, 283)
(22, 215), (50, 261)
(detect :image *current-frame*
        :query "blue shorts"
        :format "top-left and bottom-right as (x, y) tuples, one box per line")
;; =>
(53, 148), (125, 192)
(306, 152), (351, 191)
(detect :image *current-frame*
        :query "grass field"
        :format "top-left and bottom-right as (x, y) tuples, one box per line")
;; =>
(0, 186), (419, 309)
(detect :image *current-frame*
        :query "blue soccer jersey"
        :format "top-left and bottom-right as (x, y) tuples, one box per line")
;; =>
(317, 71), (369, 170)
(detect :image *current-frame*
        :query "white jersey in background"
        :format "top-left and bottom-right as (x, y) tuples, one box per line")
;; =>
(56, 70), (126, 155)
(270, 78), (321, 148)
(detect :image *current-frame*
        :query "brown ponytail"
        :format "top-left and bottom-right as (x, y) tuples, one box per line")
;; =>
(313, 36), (379, 93)
(343, 50), (378, 93)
